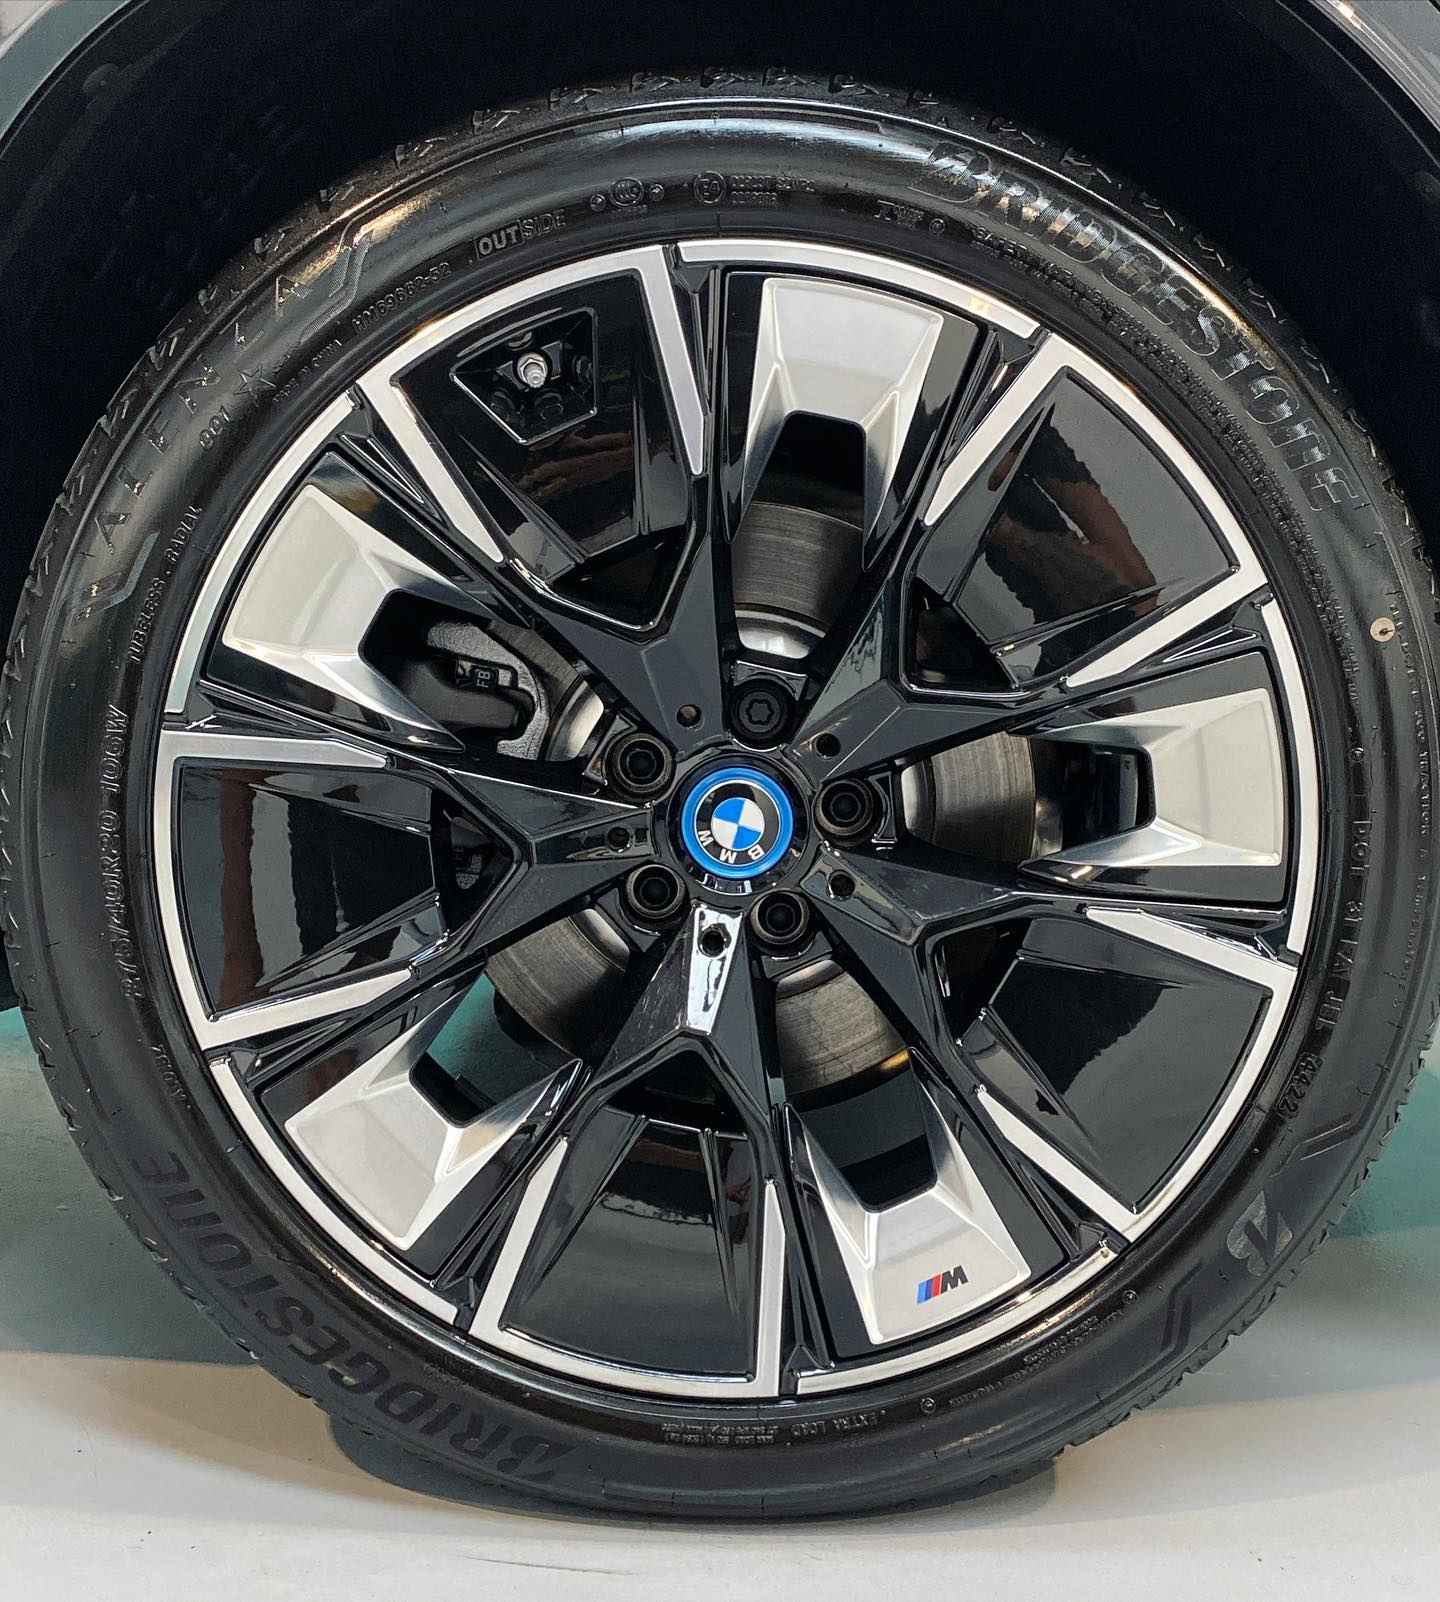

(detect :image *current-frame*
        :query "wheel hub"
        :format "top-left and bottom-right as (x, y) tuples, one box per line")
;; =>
(679, 763), (797, 881)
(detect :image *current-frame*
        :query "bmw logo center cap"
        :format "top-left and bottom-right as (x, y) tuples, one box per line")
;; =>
(680, 766), (795, 881)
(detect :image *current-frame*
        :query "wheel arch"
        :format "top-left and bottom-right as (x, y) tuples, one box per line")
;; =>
(1, 0), (1438, 654)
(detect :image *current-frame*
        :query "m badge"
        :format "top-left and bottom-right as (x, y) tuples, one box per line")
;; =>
(916, 1263), (969, 1305)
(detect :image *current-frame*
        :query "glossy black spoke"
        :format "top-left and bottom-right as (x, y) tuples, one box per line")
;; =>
(447, 758), (655, 956)
(354, 246), (734, 756)
(786, 331), (1064, 779)
(791, 324), (1276, 783)
(156, 718), (455, 1053)
(799, 842), (1017, 1080)
(595, 904), (782, 1122)
(506, 532), (728, 756)
(805, 839), (1282, 1022)
(797, 835), (1292, 1233)
(453, 905), (798, 1389)
(791, 588), (1018, 782)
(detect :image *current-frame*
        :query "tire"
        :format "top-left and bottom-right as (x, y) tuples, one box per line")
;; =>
(5, 73), (1437, 1518)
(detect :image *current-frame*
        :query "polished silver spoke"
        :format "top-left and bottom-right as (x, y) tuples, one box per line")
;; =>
(794, 1084), (1031, 1346)
(285, 999), (565, 1250)
(219, 479), (475, 745)
(920, 331), (1069, 528)
(1085, 904), (1297, 996)
(738, 274), (946, 537)
(1026, 665), (1287, 883)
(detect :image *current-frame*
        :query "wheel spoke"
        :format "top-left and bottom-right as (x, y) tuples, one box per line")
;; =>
(719, 268), (982, 560)
(1023, 653), (1288, 899)
(283, 991), (569, 1251)
(968, 904), (1295, 1232)
(209, 456), (485, 751)
(508, 532), (727, 755)
(595, 903), (781, 1116)
(793, 323), (1272, 780)
(155, 725), (436, 1050)
(801, 835), (1294, 1234)
(355, 246), (728, 754)
(787, 333), (1064, 779)
(791, 1080), (1034, 1347)
(470, 1121), (788, 1393)
(791, 587), (1015, 781)
(448, 760), (654, 956)
(454, 906), (790, 1392)
(800, 842), (1015, 1077)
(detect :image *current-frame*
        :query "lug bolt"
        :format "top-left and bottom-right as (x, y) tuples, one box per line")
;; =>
(624, 864), (687, 922)
(606, 731), (675, 797)
(815, 778), (877, 842)
(731, 678), (794, 746)
(749, 890), (810, 947)
(516, 351), (550, 389)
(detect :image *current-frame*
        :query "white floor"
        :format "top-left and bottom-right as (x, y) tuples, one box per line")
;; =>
(1, 1006), (1436, 1598)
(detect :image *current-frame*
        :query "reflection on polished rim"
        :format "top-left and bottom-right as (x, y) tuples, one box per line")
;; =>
(153, 238), (1318, 1400)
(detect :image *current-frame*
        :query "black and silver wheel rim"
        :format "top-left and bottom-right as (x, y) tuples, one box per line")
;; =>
(154, 238), (1319, 1399)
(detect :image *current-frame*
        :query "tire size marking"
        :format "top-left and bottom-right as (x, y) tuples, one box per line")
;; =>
(97, 704), (143, 999)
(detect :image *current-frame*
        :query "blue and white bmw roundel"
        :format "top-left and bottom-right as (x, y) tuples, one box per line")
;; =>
(679, 766), (795, 880)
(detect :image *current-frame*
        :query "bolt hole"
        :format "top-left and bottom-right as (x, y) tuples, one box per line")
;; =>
(676, 704), (701, 728)
(815, 778), (876, 841)
(828, 871), (856, 902)
(815, 732), (841, 759)
(624, 864), (687, 922)
(750, 890), (809, 946)
(606, 826), (631, 850)
(698, 924), (730, 957)
(607, 732), (674, 797)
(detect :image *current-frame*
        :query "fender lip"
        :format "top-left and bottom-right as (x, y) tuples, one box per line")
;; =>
(1305, 0), (1440, 129)
(0, 2), (128, 134)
